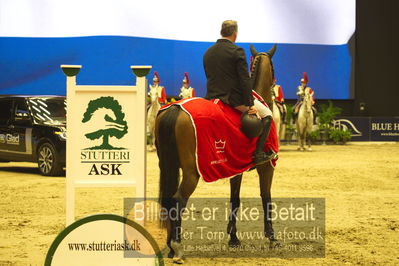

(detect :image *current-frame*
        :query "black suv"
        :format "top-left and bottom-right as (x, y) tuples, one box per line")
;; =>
(0, 95), (66, 176)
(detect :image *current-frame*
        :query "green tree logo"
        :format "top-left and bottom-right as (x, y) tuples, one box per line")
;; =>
(82, 96), (128, 150)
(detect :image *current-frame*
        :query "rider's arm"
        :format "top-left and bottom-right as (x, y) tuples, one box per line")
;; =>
(296, 86), (303, 96)
(296, 86), (301, 96)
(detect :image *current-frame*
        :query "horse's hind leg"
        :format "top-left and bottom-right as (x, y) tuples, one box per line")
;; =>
(169, 111), (200, 264)
(227, 174), (243, 247)
(169, 168), (199, 264)
(257, 162), (281, 248)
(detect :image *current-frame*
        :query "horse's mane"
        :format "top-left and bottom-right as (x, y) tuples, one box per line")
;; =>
(250, 52), (275, 91)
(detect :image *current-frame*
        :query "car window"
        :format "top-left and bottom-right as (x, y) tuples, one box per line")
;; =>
(0, 98), (13, 126)
(28, 97), (66, 125)
(13, 98), (31, 125)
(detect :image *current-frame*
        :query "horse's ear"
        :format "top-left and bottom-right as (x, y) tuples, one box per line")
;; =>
(250, 44), (258, 57)
(266, 44), (277, 58)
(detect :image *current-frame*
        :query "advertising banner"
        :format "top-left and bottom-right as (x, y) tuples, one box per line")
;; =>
(333, 117), (399, 141)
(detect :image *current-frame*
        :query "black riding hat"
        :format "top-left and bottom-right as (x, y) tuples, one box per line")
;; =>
(240, 111), (263, 138)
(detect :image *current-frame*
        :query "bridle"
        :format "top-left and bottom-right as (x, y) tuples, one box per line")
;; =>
(250, 52), (275, 94)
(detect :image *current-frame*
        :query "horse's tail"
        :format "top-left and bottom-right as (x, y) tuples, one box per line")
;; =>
(156, 105), (181, 213)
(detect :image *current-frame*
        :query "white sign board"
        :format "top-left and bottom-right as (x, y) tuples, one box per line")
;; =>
(62, 65), (151, 225)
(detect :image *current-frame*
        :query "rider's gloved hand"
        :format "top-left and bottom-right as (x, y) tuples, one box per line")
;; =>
(248, 106), (261, 120)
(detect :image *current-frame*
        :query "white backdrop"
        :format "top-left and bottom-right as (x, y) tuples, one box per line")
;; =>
(1, 0), (355, 44)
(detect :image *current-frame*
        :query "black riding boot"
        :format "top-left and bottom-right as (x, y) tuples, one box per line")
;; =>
(253, 116), (277, 165)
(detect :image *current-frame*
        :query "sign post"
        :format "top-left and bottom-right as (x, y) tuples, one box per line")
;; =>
(61, 65), (151, 226)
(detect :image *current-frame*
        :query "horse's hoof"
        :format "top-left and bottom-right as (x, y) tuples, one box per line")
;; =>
(168, 249), (175, 258)
(228, 234), (241, 247)
(269, 239), (282, 249)
(307, 147), (312, 151)
(173, 257), (185, 264)
(171, 240), (184, 263)
(228, 237), (241, 247)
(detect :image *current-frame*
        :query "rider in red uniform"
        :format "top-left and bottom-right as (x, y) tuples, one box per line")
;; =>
(293, 72), (317, 123)
(179, 72), (196, 99)
(271, 78), (287, 124)
(149, 71), (167, 105)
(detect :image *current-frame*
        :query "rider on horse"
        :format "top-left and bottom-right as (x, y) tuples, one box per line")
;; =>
(149, 71), (167, 105)
(203, 20), (277, 166)
(179, 72), (196, 99)
(271, 77), (287, 124)
(293, 72), (317, 123)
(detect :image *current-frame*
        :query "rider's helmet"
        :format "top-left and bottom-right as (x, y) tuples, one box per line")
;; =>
(300, 72), (308, 85)
(182, 72), (189, 85)
(153, 71), (160, 83)
(240, 111), (263, 138)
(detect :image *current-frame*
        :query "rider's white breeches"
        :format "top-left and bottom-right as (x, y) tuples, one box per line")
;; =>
(254, 99), (273, 118)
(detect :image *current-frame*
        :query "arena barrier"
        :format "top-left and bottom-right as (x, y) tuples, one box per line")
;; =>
(61, 65), (151, 225)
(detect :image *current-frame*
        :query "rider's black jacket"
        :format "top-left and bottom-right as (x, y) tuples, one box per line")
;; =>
(203, 39), (253, 107)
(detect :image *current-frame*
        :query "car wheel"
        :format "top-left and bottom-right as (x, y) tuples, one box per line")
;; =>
(37, 142), (63, 176)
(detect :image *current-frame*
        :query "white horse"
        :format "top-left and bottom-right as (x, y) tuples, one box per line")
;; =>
(296, 89), (313, 151)
(272, 99), (285, 146)
(147, 87), (161, 151)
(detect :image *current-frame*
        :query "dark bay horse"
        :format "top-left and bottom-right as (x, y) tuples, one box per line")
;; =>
(155, 45), (280, 263)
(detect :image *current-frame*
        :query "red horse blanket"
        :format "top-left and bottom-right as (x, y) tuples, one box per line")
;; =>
(160, 98), (278, 182)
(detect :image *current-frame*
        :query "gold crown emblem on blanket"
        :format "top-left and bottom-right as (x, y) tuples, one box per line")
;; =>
(215, 140), (226, 150)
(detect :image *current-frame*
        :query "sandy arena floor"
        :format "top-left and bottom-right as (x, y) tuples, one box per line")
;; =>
(0, 143), (398, 265)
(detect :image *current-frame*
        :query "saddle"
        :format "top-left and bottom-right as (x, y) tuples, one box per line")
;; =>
(160, 98), (278, 182)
